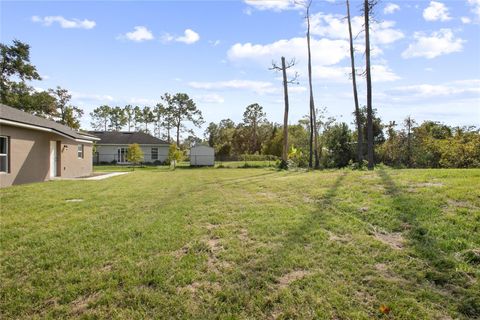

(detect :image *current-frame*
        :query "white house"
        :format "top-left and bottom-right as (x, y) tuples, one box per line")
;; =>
(91, 131), (169, 164)
(190, 145), (215, 166)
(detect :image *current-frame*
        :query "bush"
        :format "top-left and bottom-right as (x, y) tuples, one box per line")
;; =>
(287, 146), (308, 168)
(349, 159), (369, 170)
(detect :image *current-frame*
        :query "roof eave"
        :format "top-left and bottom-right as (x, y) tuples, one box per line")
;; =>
(0, 118), (98, 142)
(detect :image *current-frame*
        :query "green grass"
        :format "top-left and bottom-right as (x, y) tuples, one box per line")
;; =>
(1, 168), (479, 319)
(93, 160), (277, 172)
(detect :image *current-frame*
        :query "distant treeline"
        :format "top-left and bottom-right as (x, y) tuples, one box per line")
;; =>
(205, 104), (480, 169)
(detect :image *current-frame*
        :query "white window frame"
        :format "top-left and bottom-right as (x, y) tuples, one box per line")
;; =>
(0, 136), (9, 173)
(151, 147), (158, 160)
(117, 147), (128, 163)
(77, 144), (84, 159)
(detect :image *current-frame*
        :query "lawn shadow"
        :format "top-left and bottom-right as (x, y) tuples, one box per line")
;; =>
(230, 171), (348, 315)
(376, 168), (479, 317)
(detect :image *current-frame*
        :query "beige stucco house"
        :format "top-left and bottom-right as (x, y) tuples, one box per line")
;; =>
(0, 104), (99, 187)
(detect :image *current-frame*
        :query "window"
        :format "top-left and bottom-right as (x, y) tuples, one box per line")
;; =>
(0, 136), (9, 173)
(77, 144), (84, 159)
(118, 147), (127, 163)
(151, 147), (158, 160)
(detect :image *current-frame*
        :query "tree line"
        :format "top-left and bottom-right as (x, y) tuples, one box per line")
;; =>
(205, 103), (480, 168)
(89, 92), (203, 146)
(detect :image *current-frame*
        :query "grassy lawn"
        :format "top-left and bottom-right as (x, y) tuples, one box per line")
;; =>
(93, 160), (277, 172)
(1, 168), (479, 319)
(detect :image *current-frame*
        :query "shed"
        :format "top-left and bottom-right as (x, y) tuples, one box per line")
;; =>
(190, 145), (214, 166)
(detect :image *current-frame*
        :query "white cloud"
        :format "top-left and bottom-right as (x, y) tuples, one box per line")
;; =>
(387, 79), (480, 98)
(195, 94), (225, 104)
(423, 1), (451, 21)
(384, 3), (400, 15)
(128, 97), (156, 105)
(121, 26), (154, 42)
(31, 15), (95, 29)
(228, 37), (350, 67)
(312, 65), (399, 83)
(243, 0), (301, 11)
(162, 29), (200, 44)
(402, 29), (465, 59)
(189, 80), (277, 95)
(209, 40), (221, 46)
(468, 0), (480, 19)
(371, 65), (401, 82)
(288, 86), (307, 93)
(309, 13), (404, 45)
(71, 92), (115, 102)
(461, 16), (472, 24)
(176, 29), (200, 44)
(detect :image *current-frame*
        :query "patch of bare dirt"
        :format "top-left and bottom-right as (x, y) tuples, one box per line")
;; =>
(238, 228), (250, 242)
(172, 245), (190, 259)
(277, 270), (310, 289)
(371, 263), (409, 285)
(446, 199), (477, 210)
(354, 289), (376, 306)
(205, 235), (233, 274)
(99, 263), (112, 272)
(303, 196), (316, 204)
(258, 192), (278, 199)
(374, 263), (388, 272)
(205, 223), (219, 230)
(179, 281), (221, 294)
(327, 231), (351, 243)
(413, 182), (444, 188)
(69, 292), (100, 315)
(206, 237), (222, 253)
(374, 231), (405, 250)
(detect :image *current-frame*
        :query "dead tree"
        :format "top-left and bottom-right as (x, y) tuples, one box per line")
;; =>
(404, 116), (416, 168)
(270, 57), (299, 166)
(302, 0), (319, 168)
(346, 0), (363, 164)
(364, 0), (376, 170)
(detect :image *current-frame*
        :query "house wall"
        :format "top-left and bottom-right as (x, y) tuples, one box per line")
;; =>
(0, 124), (93, 187)
(94, 144), (169, 164)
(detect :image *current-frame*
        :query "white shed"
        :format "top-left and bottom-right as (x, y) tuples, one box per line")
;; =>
(190, 145), (215, 166)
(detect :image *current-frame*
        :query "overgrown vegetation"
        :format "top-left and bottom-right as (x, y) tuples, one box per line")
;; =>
(1, 168), (479, 319)
(206, 106), (480, 169)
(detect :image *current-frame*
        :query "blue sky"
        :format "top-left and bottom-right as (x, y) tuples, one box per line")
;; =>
(1, 0), (479, 136)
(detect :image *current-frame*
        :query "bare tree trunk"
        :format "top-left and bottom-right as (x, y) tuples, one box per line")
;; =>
(405, 116), (414, 168)
(281, 57), (290, 164)
(313, 107), (319, 168)
(176, 124), (180, 146)
(364, 0), (374, 170)
(253, 120), (257, 154)
(347, 0), (363, 164)
(306, 1), (317, 169)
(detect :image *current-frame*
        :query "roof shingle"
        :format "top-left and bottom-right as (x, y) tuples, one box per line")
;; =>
(89, 131), (169, 145)
(0, 104), (98, 141)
